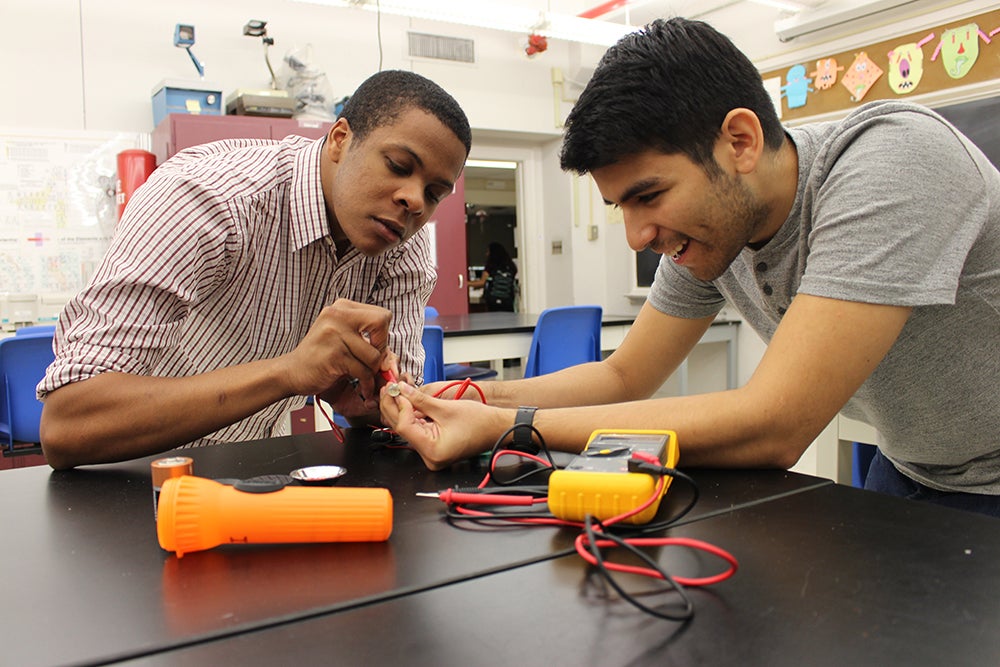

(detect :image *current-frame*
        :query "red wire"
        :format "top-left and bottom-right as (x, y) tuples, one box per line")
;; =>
(573, 534), (739, 586)
(416, 385), (740, 590)
(314, 397), (345, 443)
(478, 448), (556, 489)
(448, 448), (738, 588)
(453, 504), (581, 527)
(601, 474), (667, 527)
(311, 375), (487, 447)
(431, 378), (487, 403)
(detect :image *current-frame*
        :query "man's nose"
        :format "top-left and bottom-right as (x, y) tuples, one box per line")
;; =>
(624, 215), (658, 252)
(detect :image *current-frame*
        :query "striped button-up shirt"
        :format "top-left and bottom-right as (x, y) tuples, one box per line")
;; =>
(39, 135), (435, 446)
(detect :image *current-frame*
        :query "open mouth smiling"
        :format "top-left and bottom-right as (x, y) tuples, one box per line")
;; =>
(670, 239), (690, 262)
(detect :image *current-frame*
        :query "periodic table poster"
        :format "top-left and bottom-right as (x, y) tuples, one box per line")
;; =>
(0, 129), (147, 299)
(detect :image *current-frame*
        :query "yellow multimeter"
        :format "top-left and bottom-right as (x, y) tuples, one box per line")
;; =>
(547, 429), (679, 525)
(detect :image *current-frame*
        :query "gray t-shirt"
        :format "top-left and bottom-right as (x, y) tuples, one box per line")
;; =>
(648, 100), (1000, 493)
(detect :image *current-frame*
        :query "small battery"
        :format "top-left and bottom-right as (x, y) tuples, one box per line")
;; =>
(151, 456), (193, 519)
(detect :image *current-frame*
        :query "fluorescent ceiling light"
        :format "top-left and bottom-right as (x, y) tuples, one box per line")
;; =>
(295, 0), (639, 46)
(746, 0), (808, 10)
(466, 159), (518, 169)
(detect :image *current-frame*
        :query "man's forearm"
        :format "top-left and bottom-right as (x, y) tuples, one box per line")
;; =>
(40, 358), (295, 469)
(481, 359), (657, 410)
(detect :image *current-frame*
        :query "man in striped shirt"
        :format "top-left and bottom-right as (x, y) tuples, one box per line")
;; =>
(38, 70), (471, 470)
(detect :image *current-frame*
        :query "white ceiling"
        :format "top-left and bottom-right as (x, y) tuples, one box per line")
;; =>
(529, 0), (828, 36)
(559, 0), (809, 26)
(463, 1), (797, 182)
(485, 1), (942, 62)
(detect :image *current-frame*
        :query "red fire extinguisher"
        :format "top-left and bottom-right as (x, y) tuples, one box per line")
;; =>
(116, 149), (157, 219)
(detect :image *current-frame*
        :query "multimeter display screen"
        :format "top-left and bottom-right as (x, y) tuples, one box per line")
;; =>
(566, 432), (672, 472)
(590, 434), (666, 446)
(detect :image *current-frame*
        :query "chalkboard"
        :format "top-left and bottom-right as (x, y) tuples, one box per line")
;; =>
(936, 96), (1000, 167)
(635, 246), (659, 289)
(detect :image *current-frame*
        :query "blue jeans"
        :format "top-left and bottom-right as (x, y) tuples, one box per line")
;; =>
(864, 450), (1000, 519)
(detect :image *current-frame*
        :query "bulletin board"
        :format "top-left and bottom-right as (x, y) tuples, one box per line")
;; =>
(762, 7), (1000, 121)
(0, 129), (146, 296)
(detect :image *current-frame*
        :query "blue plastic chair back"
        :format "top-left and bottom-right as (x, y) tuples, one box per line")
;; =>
(0, 333), (56, 448)
(852, 442), (877, 488)
(523, 305), (603, 378)
(422, 325), (446, 383)
(15, 324), (56, 336)
(425, 306), (439, 320)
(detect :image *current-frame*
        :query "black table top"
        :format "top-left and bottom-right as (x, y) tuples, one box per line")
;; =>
(1, 430), (827, 667)
(122, 482), (1000, 667)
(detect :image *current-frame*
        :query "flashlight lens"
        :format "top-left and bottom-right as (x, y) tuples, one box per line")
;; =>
(290, 465), (347, 485)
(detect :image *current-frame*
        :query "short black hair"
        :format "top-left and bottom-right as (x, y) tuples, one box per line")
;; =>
(339, 70), (471, 155)
(560, 18), (784, 174)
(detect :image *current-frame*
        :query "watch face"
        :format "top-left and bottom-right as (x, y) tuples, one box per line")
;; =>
(289, 465), (347, 486)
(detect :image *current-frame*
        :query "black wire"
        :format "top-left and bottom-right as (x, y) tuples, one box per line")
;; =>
(582, 516), (695, 622)
(486, 423), (557, 486)
(431, 448), (710, 622)
(630, 468), (701, 535)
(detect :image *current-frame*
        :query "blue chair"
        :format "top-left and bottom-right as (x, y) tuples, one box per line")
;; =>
(422, 325), (446, 383)
(424, 310), (497, 381)
(523, 305), (603, 378)
(16, 324), (56, 336)
(422, 323), (498, 382)
(852, 442), (877, 488)
(0, 333), (56, 451)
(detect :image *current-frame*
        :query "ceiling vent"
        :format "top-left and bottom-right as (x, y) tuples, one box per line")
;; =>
(408, 32), (475, 63)
(774, 0), (917, 42)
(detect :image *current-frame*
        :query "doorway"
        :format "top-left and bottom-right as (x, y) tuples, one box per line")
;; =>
(463, 160), (519, 312)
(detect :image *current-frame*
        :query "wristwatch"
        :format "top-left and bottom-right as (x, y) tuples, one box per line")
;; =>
(511, 406), (538, 453)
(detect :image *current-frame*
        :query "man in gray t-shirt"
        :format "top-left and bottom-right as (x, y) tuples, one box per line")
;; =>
(649, 99), (1000, 496)
(383, 18), (1000, 516)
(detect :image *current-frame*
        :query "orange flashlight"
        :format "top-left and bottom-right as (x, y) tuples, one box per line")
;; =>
(157, 476), (393, 558)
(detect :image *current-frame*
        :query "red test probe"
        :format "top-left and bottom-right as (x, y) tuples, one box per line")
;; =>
(416, 489), (542, 506)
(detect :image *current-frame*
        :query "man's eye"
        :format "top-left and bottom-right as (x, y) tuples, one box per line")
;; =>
(387, 159), (408, 175)
(637, 192), (660, 204)
(426, 188), (447, 205)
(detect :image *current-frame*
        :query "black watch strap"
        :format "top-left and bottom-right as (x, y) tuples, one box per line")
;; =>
(512, 406), (538, 452)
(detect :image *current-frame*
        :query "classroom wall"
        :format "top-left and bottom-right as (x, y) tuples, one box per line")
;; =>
(4, 0), (585, 136)
(5, 0), (997, 334)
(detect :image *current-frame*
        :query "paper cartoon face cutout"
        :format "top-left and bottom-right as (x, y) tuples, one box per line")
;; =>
(887, 33), (934, 94)
(937, 23), (983, 79)
(781, 64), (813, 109)
(809, 58), (843, 90)
(841, 52), (884, 102)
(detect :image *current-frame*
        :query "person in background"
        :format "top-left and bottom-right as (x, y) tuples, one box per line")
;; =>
(383, 18), (1000, 517)
(468, 241), (518, 312)
(39, 70), (471, 470)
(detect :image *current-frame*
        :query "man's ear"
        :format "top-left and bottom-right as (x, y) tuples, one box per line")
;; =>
(325, 118), (351, 163)
(716, 108), (764, 175)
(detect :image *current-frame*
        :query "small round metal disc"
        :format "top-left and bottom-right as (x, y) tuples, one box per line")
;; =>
(289, 465), (347, 485)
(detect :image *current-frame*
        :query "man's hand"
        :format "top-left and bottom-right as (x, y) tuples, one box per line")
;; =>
(319, 350), (407, 419)
(279, 299), (394, 412)
(381, 382), (511, 470)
